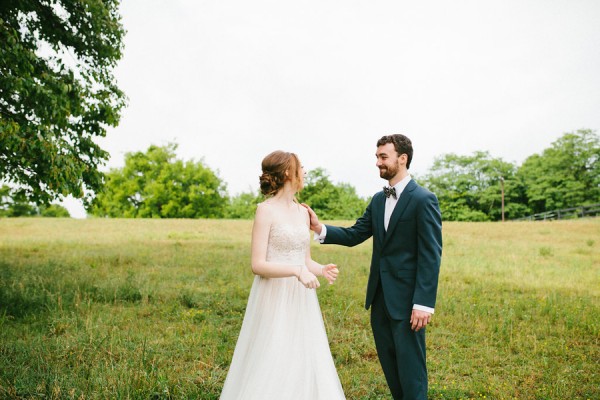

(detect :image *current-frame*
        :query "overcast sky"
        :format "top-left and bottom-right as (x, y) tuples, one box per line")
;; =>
(64, 0), (600, 218)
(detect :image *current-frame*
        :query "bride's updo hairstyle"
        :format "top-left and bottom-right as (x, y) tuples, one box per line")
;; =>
(259, 150), (302, 196)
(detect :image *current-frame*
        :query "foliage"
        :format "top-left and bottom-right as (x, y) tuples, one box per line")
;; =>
(38, 203), (70, 217)
(224, 168), (369, 220)
(421, 151), (529, 221)
(225, 190), (261, 219)
(0, 0), (126, 205)
(0, 218), (598, 399)
(88, 144), (228, 218)
(517, 129), (600, 214)
(297, 168), (368, 220)
(0, 185), (69, 217)
(0, 184), (37, 216)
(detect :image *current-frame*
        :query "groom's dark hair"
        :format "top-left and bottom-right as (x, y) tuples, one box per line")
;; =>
(377, 134), (413, 169)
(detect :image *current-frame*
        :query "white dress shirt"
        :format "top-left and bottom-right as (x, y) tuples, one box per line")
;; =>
(315, 175), (434, 315)
(384, 175), (411, 230)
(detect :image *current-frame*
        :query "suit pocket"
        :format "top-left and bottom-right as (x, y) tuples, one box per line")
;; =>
(396, 217), (416, 229)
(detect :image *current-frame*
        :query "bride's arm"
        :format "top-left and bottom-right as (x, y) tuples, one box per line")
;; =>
(251, 204), (319, 288)
(303, 209), (339, 284)
(305, 255), (322, 276)
(305, 246), (339, 285)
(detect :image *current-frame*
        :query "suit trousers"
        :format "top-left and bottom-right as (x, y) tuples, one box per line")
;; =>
(370, 284), (428, 400)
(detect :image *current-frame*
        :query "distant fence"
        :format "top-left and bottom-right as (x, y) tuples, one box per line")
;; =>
(515, 203), (600, 221)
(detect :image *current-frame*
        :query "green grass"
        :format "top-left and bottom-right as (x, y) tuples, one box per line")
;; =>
(0, 218), (598, 399)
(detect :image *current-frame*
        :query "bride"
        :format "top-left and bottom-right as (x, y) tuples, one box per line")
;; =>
(219, 150), (346, 399)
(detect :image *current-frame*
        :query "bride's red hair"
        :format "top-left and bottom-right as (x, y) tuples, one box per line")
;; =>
(259, 151), (302, 196)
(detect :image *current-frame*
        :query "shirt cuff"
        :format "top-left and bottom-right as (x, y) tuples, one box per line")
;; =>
(313, 225), (327, 243)
(413, 304), (435, 314)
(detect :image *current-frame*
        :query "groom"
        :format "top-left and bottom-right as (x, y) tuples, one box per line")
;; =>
(305, 134), (442, 399)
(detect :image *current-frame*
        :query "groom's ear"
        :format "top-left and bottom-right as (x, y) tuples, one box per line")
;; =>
(399, 153), (408, 165)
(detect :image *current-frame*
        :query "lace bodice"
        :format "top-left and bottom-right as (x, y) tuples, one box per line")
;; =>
(266, 223), (309, 265)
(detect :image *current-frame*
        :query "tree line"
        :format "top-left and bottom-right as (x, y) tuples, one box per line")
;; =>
(81, 143), (371, 220)
(421, 129), (599, 221)
(88, 128), (599, 221)
(3, 129), (597, 221)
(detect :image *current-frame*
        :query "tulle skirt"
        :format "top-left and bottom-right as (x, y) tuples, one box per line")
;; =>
(220, 275), (345, 400)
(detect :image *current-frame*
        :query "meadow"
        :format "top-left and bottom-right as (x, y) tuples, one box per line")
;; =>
(0, 217), (598, 399)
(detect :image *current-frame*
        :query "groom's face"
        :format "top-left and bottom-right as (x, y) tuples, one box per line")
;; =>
(376, 143), (401, 180)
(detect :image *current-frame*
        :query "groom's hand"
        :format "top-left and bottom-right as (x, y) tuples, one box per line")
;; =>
(301, 203), (322, 234)
(410, 309), (432, 332)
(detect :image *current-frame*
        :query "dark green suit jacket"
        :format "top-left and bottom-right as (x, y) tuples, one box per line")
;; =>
(324, 180), (442, 320)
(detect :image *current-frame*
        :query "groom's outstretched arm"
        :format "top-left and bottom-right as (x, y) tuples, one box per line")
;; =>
(303, 201), (373, 247)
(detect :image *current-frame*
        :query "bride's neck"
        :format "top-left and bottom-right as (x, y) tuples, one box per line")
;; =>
(272, 184), (297, 206)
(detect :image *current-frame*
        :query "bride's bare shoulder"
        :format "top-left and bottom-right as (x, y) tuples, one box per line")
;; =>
(257, 200), (274, 209)
(255, 201), (275, 219)
(297, 203), (309, 217)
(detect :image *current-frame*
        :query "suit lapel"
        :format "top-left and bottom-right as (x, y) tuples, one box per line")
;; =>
(383, 180), (416, 246)
(373, 192), (387, 245)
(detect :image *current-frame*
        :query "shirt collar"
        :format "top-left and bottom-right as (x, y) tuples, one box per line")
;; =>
(392, 174), (412, 196)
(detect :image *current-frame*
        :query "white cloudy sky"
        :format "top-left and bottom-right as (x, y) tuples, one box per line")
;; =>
(64, 0), (600, 217)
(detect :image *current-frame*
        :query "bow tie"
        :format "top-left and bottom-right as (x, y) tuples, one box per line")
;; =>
(383, 186), (397, 199)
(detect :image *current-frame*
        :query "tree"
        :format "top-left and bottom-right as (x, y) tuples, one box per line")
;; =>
(0, 184), (70, 217)
(421, 151), (529, 221)
(517, 129), (600, 214)
(88, 144), (228, 218)
(0, 0), (126, 205)
(297, 168), (368, 220)
(226, 190), (261, 219)
(0, 184), (37, 216)
(225, 170), (369, 220)
(39, 203), (70, 217)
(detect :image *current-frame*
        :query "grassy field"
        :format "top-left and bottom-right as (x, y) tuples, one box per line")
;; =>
(0, 217), (598, 399)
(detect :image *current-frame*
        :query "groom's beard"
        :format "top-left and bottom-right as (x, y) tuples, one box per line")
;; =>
(379, 164), (399, 180)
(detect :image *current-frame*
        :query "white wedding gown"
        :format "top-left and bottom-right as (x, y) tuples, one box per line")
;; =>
(220, 223), (345, 400)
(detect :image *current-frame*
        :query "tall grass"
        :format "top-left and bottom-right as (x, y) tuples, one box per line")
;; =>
(0, 218), (598, 399)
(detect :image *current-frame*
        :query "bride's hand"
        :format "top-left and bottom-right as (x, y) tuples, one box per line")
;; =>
(298, 266), (320, 289)
(321, 264), (339, 284)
